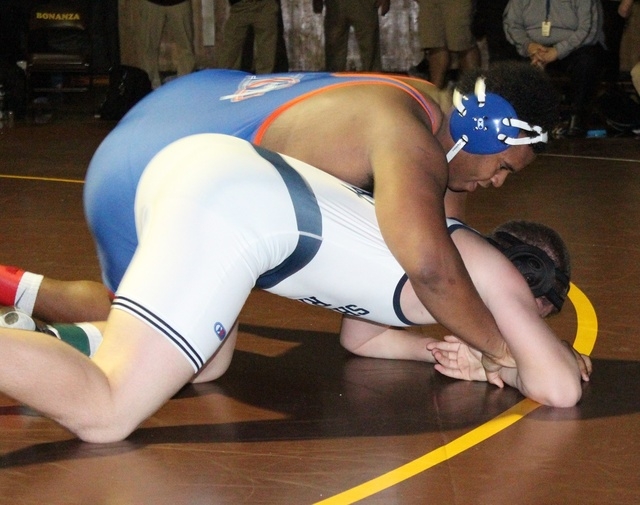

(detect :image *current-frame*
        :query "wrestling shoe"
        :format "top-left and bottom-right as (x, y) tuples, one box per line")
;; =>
(0, 306), (36, 331)
(0, 305), (56, 335)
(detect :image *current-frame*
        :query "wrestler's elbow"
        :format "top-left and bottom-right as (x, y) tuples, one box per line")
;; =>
(528, 377), (583, 408)
(403, 254), (450, 296)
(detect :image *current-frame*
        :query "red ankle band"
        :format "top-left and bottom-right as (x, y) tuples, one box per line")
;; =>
(0, 265), (25, 306)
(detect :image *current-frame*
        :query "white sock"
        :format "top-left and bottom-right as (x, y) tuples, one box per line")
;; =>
(14, 272), (44, 316)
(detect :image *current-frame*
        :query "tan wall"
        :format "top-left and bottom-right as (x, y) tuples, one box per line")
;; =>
(119, 0), (639, 73)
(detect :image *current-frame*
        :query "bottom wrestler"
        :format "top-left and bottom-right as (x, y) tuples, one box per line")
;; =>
(0, 134), (590, 443)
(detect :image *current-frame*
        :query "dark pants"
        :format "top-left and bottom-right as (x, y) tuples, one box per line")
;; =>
(601, 0), (626, 83)
(546, 44), (605, 118)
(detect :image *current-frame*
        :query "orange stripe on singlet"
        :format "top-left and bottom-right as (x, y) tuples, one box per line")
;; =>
(253, 73), (441, 144)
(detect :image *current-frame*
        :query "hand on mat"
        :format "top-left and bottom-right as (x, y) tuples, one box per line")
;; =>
(428, 336), (492, 384)
(562, 341), (593, 382)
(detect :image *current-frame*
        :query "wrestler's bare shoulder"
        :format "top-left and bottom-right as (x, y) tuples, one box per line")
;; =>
(271, 81), (441, 132)
(259, 82), (444, 187)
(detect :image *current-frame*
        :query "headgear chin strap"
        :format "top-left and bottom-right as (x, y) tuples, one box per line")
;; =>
(487, 232), (569, 312)
(446, 77), (548, 162)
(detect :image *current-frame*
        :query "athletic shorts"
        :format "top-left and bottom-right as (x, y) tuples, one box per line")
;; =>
(417, 0), (476, 52)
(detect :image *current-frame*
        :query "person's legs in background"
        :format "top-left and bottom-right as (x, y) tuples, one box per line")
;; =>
(166, 1), (196, 78)
(218, 1), (253, 71)
(251, 0), (279, 74)
(323, 0), (350, 71)
(350, 0), (382, 71)
(548, 44), (605, 136)
(418, 0), (479, 88)
(445, 0), (480, 77)
(138, 0), (166, 89)
(632, 61), (640, 95)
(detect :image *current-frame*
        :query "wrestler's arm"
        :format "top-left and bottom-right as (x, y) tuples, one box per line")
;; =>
(0, 309), (194, 442)
(431, 233), (584, 407)
(368, 109), (512, 375)
(339, 315), (436, 362)
(493, 306), (583, 406)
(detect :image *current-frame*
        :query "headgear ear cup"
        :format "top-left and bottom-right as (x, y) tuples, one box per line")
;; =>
(490, 232), (569, 312)
(505, 245), (557, 298)
(450, 93), (521, 155)
(446, 77), (548, 162)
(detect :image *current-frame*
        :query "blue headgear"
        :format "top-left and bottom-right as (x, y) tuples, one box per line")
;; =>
(446, 77), (548, 162)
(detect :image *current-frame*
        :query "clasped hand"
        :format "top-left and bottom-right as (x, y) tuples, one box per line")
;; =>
(527, 43), (558, 68)
(427, 336), (592, 385)
(427, 335), (488, 383)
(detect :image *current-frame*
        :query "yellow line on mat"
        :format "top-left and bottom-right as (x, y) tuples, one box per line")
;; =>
(315, 282), (597, 505)
(568, 283), (598, 356)
(5, 170), (599, 503)
(0, 174), (84, 184)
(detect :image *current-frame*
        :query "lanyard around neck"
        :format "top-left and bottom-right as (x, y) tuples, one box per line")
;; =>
(545, 0), (551, 21)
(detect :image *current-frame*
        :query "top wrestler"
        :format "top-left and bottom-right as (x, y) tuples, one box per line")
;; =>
(88, 62), (561, 383)
(0, 135), (588, 443)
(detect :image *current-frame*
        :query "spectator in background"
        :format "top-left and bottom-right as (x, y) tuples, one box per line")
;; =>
(472, 0), (519, 64)
(415, 0), (480, 88)
(623, 0), (640, 132)
(630, 80), (639, 137)
(503, 0), (606, 137)
(138, 0), (196, 89)
(601, 0), (633, 86)
(313, 0), (389, 71)
(632, 61), (640, 96)
(218, 0), (280, 74)
(593, 0), (640, 134)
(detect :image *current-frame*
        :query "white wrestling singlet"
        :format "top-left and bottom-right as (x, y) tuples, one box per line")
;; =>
(113, 134), (415, 371)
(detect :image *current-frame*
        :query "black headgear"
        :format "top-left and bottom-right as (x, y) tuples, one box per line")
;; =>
(487, 232), (570, 312)
(446, 77), (548, 162)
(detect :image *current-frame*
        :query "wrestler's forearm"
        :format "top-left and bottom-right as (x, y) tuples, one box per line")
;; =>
(410, 270), (512, 367)
(339, 316), (437, 362)
(346, 328), (437, 362)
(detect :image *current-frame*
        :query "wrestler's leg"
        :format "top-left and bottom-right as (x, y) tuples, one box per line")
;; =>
(35, 278), (112, 322)
(0, 264), (112, 322)
(192, 321), (239, 383)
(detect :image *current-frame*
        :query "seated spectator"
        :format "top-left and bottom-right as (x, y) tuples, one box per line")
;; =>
(503, 0), (606, 137)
